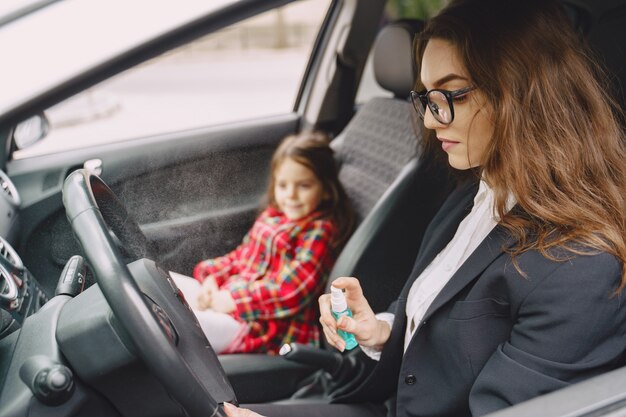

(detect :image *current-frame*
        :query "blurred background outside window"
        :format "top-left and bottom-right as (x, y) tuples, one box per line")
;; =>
(15, 1), (331, 158)
(356, 0), (447, 103)
(15, 0), (447, 159)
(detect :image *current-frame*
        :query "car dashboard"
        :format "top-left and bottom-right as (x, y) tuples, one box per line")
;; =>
(0, 169), (48, 335)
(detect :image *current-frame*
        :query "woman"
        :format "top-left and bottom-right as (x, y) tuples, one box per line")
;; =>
(226, 0), (626, 415)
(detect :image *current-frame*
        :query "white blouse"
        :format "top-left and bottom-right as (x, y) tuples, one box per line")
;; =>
(363, 180), (515, 360)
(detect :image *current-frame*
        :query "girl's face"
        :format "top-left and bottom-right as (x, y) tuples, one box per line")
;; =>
(273, 157), (324, 220)
(420, 38), (494, 170)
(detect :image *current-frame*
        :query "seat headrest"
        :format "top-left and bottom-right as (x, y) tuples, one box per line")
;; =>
(373, 19), (424, 98)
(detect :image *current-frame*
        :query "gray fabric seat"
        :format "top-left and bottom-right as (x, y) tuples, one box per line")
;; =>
(332, 20), (426, 221)
(333, 98), (421, 221)
(328, 20), (453, 313)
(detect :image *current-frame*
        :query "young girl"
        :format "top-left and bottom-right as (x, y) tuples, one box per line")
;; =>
(172, 131), (354, 354)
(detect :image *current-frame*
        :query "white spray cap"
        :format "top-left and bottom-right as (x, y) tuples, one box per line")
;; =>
(330, 286), (347, 312)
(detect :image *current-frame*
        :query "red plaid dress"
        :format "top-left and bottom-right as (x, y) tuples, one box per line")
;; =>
(192, 207), (337, 354)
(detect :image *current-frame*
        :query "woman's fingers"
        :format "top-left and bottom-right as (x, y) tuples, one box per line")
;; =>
(320, 291), (367, 351)
(319, 293), (351, 351)
(330, 276), (363, 298)
(329, 276), (371, 313)
(336, 315), (358, 334)
(320, 277), (387, 350)
(318, 293), (334, 324)
(320, 313), (347, 351)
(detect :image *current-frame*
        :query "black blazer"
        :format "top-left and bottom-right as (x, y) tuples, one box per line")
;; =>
(338, 181), (626, 417)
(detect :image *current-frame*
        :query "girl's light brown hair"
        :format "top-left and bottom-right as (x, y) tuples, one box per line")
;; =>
(266, 131), (355, 249)
(416, 0), (626, 288)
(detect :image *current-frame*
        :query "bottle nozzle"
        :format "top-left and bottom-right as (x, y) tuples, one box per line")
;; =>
(330, 285), (347, 313)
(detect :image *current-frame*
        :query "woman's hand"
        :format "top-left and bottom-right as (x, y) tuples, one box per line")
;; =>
(197, 277), (218, 311)
(223, 402), (265, 417)
(318, 277), (391, 352)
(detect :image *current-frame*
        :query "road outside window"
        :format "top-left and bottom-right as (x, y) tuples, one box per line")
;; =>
(14, 0), (331, 159)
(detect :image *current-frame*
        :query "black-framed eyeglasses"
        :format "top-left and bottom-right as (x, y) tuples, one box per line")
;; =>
(410, 86), (476, 125)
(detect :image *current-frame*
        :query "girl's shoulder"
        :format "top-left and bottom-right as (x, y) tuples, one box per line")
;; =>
(260, 206), (281, 218)
(255, 207), (284, 225)
(256, 208), (337, 236)
(298, 213), (337, 235)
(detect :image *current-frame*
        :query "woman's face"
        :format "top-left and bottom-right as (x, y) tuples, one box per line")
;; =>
(420, 38), (494, 170)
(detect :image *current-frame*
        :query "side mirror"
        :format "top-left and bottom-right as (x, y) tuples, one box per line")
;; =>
(13, 113), (49, 150)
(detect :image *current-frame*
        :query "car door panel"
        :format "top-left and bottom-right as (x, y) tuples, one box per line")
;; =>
(8, 114), (299, 294)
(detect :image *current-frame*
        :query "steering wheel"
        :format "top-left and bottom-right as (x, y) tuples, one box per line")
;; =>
(62, 169), (236, 417)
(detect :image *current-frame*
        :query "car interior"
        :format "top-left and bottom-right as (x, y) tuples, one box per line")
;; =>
(220, 19), (454, 404)
(0, 0), (625, 416)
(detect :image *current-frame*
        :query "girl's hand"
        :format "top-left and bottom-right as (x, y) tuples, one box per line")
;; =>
(223, 403), (265, 417)
(319, 277), (391, 352)
(197, 277), (218, 311)
(210, 290), (237, 314)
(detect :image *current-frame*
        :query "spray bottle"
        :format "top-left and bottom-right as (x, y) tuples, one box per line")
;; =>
(330, 286), (358, 350)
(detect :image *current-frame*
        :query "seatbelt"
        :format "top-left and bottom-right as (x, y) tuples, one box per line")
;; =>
(334, 52), (357, 133)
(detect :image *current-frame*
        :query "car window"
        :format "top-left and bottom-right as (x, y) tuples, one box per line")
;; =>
(0, 0), (54, 26)
(355, 0), (447, 104)
(13, 0), (331, 160)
